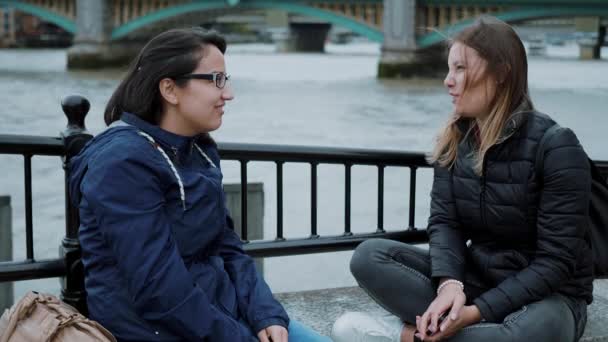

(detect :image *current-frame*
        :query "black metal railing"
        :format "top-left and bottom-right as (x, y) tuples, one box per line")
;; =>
(219, 143), (431, 257)
(0, 134), (65, 280)
(0, 95), (607, 313)
(0, 96), (94, 312)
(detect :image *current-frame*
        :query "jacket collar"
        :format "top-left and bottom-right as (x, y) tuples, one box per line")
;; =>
(455, 97), (533, 144)
(121, 112), (199, 155)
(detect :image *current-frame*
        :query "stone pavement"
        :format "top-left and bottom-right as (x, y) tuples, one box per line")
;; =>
(276, 280), (608, 341)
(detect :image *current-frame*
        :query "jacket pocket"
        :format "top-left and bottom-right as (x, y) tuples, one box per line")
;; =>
(208, 259), (238, 320)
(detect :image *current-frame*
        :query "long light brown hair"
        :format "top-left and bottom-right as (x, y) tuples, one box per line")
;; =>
(430, 16), (533, 174)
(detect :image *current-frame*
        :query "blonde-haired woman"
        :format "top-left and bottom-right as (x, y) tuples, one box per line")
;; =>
(331, 16), (592, 342)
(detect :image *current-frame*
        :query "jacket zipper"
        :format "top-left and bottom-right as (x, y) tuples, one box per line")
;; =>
(480, 148), (492, 229)
(480, 175), (487, 228)
(477, 121), (518, 229)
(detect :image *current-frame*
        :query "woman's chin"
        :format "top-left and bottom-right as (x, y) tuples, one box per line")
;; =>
(451, 108), (467, 117)
(457, 111), (477, 119)
(209, 119), (222, 132)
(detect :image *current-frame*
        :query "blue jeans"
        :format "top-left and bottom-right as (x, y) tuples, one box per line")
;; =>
(120, 320), (330, 342)
(288, 320), (332, 342)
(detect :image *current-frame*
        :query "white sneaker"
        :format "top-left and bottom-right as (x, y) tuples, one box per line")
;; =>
(331, 311), (404, 342)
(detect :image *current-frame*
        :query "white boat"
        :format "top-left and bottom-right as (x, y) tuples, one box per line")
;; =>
(528, 36), (547, 56)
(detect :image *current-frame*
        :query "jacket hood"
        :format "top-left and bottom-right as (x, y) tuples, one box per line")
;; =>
(68, 125), (134, 208)
(68, 112), (218, 209)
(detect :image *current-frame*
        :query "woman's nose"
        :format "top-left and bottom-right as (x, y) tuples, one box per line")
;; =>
(222, 86), (235, 101)
(444, 73), (454, 88)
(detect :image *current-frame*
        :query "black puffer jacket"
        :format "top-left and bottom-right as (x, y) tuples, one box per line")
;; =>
(427, 110), (593, 323)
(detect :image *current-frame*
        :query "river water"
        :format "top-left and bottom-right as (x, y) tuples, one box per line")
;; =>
(1, 42), (607, 298)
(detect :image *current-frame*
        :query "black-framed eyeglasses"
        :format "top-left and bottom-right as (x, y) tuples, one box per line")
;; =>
(176, 72), (230, 89)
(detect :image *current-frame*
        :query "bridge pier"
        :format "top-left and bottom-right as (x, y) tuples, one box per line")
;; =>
(378, 0), (445, 78)
(286, 22), (331, 53)
(575, 17), (604, 60)
(67, 0), (136, 69)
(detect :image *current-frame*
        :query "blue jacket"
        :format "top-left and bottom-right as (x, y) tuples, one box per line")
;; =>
(68, 112), (289, 341)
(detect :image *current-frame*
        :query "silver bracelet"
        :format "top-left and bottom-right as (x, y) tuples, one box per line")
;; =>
(437, 279), (464, 295)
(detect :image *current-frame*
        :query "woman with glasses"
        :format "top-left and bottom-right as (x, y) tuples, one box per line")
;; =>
(68, 28), (330, 342)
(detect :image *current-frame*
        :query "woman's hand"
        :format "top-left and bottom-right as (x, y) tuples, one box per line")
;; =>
(416, 281), (466, 340)
(257, 325), (288, 342)
(415, 305), (482, 341)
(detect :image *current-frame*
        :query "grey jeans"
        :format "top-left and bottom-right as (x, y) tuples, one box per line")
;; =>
(351, 238), (587, 342)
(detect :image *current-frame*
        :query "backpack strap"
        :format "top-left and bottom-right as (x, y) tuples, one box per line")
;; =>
(535, 123), (562, 183)
(590, 159), (608, 184)
(535, 124), (607, 186)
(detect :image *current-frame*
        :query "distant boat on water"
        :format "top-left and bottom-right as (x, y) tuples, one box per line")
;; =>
(528, 36), (547, 56)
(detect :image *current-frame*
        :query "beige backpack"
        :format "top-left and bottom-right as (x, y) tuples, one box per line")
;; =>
(0, 291), (115, 342)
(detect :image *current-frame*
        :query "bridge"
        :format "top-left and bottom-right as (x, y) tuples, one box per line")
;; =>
(1, 0), (607, 76)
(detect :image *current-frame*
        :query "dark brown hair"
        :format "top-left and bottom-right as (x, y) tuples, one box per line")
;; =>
(104, 28), (226, 126)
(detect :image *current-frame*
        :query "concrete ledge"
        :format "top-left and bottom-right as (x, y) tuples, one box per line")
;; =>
(67, 42), (142, 69)
(378, 60), (446, 79)
(378, 46), (447, 79)
(275, 280), (608, 341)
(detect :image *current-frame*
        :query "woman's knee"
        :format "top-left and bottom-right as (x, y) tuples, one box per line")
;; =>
(350, 239), (387, 280)
(467, 296), (576, 342)
(511, 296), (576, 342)
(351, 239), (425, 281)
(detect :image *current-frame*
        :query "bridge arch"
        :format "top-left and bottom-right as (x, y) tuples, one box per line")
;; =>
(418, 7), (608, 48)
(4, 1), (606, 49)
(0, 0), (75, 33)
(111, 1), (383, 42)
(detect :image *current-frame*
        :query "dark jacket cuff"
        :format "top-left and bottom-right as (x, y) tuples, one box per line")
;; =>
(472, 297), (500, 323)
(431, 266), (465, 287)
(251, 317), (290, 335)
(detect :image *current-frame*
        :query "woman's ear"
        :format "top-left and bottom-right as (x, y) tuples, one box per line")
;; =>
(159, 78), (179, 105)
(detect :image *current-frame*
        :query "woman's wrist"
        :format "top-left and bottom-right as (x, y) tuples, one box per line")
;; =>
(465, 305), (482, 324)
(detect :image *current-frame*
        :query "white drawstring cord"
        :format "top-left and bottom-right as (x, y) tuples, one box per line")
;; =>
(194, 144), (217, 168)
(137, 131), (186, 210)
(137, 131), (217, 210)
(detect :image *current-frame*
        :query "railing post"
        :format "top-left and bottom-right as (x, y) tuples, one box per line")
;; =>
(59, 95), (93, 315)
(224, 182), (264, 277)
(0, 195), (13, 311)
(408, 167), (417, 229)
(377, 165), (385, 233)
